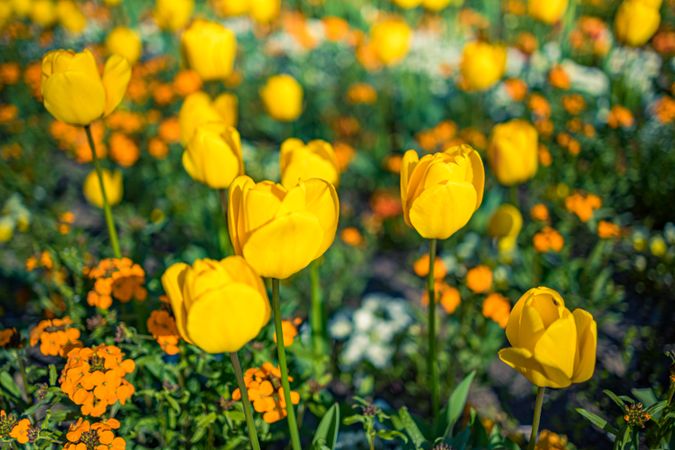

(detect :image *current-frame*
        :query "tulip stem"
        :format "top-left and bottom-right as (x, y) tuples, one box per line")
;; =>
(309, 261), (326, 358)
(271, 279), (302, 450)
(528, 386), (546, 450)
(229, 352), (261, 450)
(427, 238), (440, 425)
(84, 125), (121, 258)
(218, 189), (232, 256)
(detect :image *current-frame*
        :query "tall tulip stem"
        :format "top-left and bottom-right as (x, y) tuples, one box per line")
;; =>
(309, 261), (326, 358)
(528, 387), (546, 450)
(271, 279), (302, 450)
(229, 352), (261, 450)
(427, 238), (440, 424)
(84, 125), (121, 258)
(218, 189), (232, 256)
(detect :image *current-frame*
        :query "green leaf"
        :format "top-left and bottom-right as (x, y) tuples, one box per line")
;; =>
(393, 407), (427, 449)
(0, 371), (20, 399)
(445, 371), (476, 438)
(603, 390), (628, 409)
(49, 364), (57, 386)
(631, 388), (657, 408)
(576, 408), (618, 436)
(312, 403), (340, 450)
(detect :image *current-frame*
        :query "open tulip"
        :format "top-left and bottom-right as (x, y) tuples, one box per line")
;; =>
(41, 49), (131, 126)
(370, 17), (412, 66)
(528, 0), (568, 24)
(179, 91), (232, 144)
(260, 74), (303, 122)
(83, 169), (123, 208)
(183, 124), (243, 189)
(400, 145), (485, 240)
(181, 19), (236, 81)
(498, 287), (597, 388)
(161, 257), (270, 353)
(280, 138), (339, 188)
(614, 0), (661, 47)
(228, 176), (339, 279)
(459, 41), (507, 92)
(488, 119), (538, 186)
(106, 27), (142, 65)
(153, 0), (194, 31)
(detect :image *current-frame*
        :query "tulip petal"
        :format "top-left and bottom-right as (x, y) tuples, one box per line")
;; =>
(102, 54), (131, 117)
(515, 302), (546, 351)
(409, 181), (477, 239)
(528, 287), (565, 328)
(467, 148), (485, 207)
(499, 347), (570, 388)
(571, 308), (597, 383)
(42, 71), (106, 125)
(244, 182), (284, 231)
(303, 178), (339, 258)
(400, 149), (420, 224)
(220, 256), (271, 324)
(228, 176), (254, 255)
(534, 310), (576, 379)
(160, 263), (192, 344)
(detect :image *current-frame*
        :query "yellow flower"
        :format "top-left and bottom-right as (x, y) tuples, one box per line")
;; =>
(614, 0), (661, 47)
(459, 41), (507, 92)
(178, 91), (231, 144)
(488, 204), (523, 254)
(260, 74), (303, 122)
(161, 257), (271, 353)
(228, 176), (339, 279)
(30, 0), (56, 27)
(83, 170), (123, 208)
(0, 217), (14, 243)
(213, 0), (249, 16)
(181, 20), (237, 81)
(528, 0), (568, 24)
(106, 27), (142, 65)
(57, 1), (87, 35)
(498, 287), (597, 388)
(400, 145), (484, 240)
(280, 138), (339, 188)
(392, 0), (422, 10)
(249, 0), (280, 23)
(183, 124), (244, 189)
(213, 92), (238, 127)
(422, 0), (456, 11)
(370, 17), (412, 66)
(488, 119), (538, 186)
(153, 0), (194, 31)
(41, 49), (131, 126)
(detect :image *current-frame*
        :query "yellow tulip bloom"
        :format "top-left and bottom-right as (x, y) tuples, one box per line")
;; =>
(400, 145), (484, 240)
(459, 41), (507, 92)
(370, 17), (412, 66)
(213, 0), (249, 16)
(83, 169), (123, 208)
(106, 27), (142, 65)
(228, 176), (339, 279)
(280, 138), (339, 188)
(181, 19), (237, 81)
(614, 0), (661, 47)
(57, 1), (87, 35)
(249, 0), (280, 24)
(488, 119), (538, 186)
(392, 0), (422, 10)
(528, 0), (568, 24)
(260, 74), (303, 122)
(178, 91), (231, 144)
(422, 0), (456, 11)
(488, 204), (523, 254)
(498, 287), (597, 388)
(161, 257), (270, 353)
(153, 0), (193, 31)
(41, 49), (131, 126)
(183, 124), (244, 189)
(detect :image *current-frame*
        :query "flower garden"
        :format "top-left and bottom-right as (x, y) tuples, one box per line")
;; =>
(0, 0), (674, 448)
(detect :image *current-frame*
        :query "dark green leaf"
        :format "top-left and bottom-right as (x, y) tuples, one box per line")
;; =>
(312, 403), (340, 450)
(445, 371), (476, 438)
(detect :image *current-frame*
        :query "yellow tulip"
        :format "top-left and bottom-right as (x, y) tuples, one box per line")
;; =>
(260, 74), (303, 122)
(153, 0), (193, 31)
(488, 119), (538, 186)
(181, 19), (236, 81)
(498, 287), (597, 388)
(57, 1), (87, 35)
(104, 0), (121, 5)
(212, 0), (249, 16)
(400, 145), (485, 240)
(30, 0), (56, 27)
(370, 17), (412, 66)
(614, 0), (661, 47)
(280, 138), (339, 188)
(228, 176), (339, 279)
(0, 217), (14, 243)
(422, 0), (457, 11)
(213, 92), (238, 127)
(392, 0), (422, 10)
(178, 91), (229, 144)
(249, 0), (280, 24)
(106, 27), (142, 65)
(83, 169), (123, 208)
(528, 0), (568, 24)
(11, 0), (31, 18)
(161, 257), (270, 353)
(488, 204), (522, 254)
(459, 41), (507, 92)
(41, 49), (131, 126)
(183, 124), (244, 189)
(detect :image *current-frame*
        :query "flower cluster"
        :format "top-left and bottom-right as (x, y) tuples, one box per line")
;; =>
(272, 318), (302, 347)
(64, 418), (126, 450)
(146, 309), (180, 355)
(85, 258), (147, 310)
(232, 362), (300, 424)
(535, 429), (570, 450)
(565, 192), (602, 222)
(482, 293), (511, 328)
(533, 226), (565, 253)
(60, 345), (135, 417)
(29, 317), (81, 357)
(0, 410), (32, 445)
(0, 328), (19, 348)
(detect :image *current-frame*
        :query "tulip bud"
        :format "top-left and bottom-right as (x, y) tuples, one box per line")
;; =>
(83, 169), (123, 208)
(488, 204), (522, 254)
(488, 119), (538, 186)
(212, 0), (248, 16)
(498, 287), (597, 388)
(370, 17), (412, 66)
(614, 0), (661, 47)
(30, 0), (56, 27)
(57, 1), (87, 35)
(161, 257), (271, 353)
(280, 138), (340, 188)
(178, 91), (232, 144)
(528, 0), (568, 24)
(153, 0), (194, 31)
(181, 19), (237, 81)
(459, 41), (506, 92)
(183, 124), (244, 189)
(106, 27), (142, 65)
(260, 74), (303, 122)
(249, 0), (280, 24)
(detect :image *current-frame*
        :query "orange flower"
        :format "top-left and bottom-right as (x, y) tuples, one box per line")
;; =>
(516, 32), (538, 55)
(565, 191), (601, 222)
(340, 227), (364, 247)
(607, 105), (634, 128)
(60, 345), (135, 417)
(109, 132), (140, 167)
(530, 203), (550, 222)
(528, 94), (551, 118)
(548, 65), (570, 90)
(232, 362), (300, 424)
(29, 317), (81, 357)
(598, 221), (621, 239)
(466, 265), (493, 293)
(538, 144), (552, 167)
(370, 190), (402, 219)
(504, 78), (528, 101)
(323, 16), (350, 42)
(385, 154), (402, 173)
(413, 254), (447, 279)
(653, 96), (675, 124)
(346, 82), (377, 104)
(562, 94), (585, 115)
(0, 328), (19, 348)
(147, 309), (181, 355)
(158, 117), (181, 143)
(482, 293), (510, 328)
(272, 318), (302, 347)
(173, 69), (203, 96)
(421, 281), (461, 313)
(64, 418), (126, 450)
(533, 226), (564, 252)
(334, 141), (356, 172)
(9, 418), (30, 444)
(0, 63), (20, 85)
(106, 110), (144, 134)
(148, 138), (169, 159)
(85, 258), (147, 310)
(58, 211), (76, 234)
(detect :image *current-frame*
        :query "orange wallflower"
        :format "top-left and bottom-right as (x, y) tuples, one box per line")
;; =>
(60, 345), (135, 417)
(109, 133), (140, 167)
(346, 82), (377, 104)
(0, 63), (20, 85)
(562, 94), (585, 115)
(530, 203), (550, 222)
(548, 65), (570, 90)
(9, 418), (30, 444)
(598, 220), (621, 239)
(106, 110), (144, 134)
(516, 32), (538, 55)
(26, 250), (54, 271)
(565, 192), (601, 222)
(607, 105), (634, 128)
(158, 117), (181, 143)
(147, 309), (181, 355)
(466, 265), (493, 294)
(0, 328), (19, 348)
(29, 317), (81, 357)
(152, 82), (174, 105)
(370, 190), (402, 219)
(413, 254), (447, 279)
(653, 96), (675, 124)
(538, 144), (552, 166)
(0, 104), (18, 123)
(533, 226), (564, 252)
(64, 418), (125, 450)
(273, 318), (302, 347)
(58, 211), (76, 234)
(85, 258), (147, 310)
(504, 78), (528, 101)
(341, 227), (364, 247)
(482, 293), (511, 328)
(421, 281), (461, 314)
(148, 138), (169, 159)
(232, 362), (300, 424)
(23, 61), (42, 98)
(173, 69), (203, 96)
(323, 16), (350, 42)
(535, 430), (569, 450)
(385, 154), (402, 173)
(529, 94), (551, 118)
(334, 141), (356, 172)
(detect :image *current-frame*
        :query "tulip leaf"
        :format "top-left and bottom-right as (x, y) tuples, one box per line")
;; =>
(392, 407), (427, 449)
(444, 371), (476, 438)
(603, 389), (629, 408)
(312, 403), (340, 450)
(576, 408), (618, 437)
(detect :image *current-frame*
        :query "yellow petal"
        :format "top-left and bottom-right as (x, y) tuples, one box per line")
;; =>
(220, 256), (271, 325)
(228, 175), (254, 255)
(499, 347), (570, 388)
(244, 181), (284, 231)
(303, 178), (339, 258)
(161, 263), (192, 343)
(101, 54), (131, 116)
(279, 137), (304, 172)
(408, 181), (477, 239)
(467, 147), (485, 207)
(571, 308), (597, 383)
(42, 71), (105, 125)
(527, 287), (565, 327)
(533, 310), (576, 379)
(400, 149), (420, 224)
(515, 302), (546, 351)
(184, 124), (242, 188)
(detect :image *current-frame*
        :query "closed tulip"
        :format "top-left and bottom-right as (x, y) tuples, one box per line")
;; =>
(228, 176), (339, 279)
(41, 49), (131, 126)
(106, 27), (142, 65)
(182, 20), (236, 81)
(30, 0), (56, 27)
(422, 0), (456, 11)
(459, 41), (506, 92)
(614, 0), (661, 47)
(280, 138), (339, 188)
(498, 287), (597, 388)
(183, 124), (244, 189)
(260, 74), (303, 122)
(249, 0), (280, 24)
(83, 169), (123, 208)
(392, 0), (422, 10)
(153, 0), (193, 31)
(400, 145), (485, 240)
(179, 91), (229, 144)
(213, 0), (248, 16)
(57, 1), (87, 35)
(161, 257), (270, 353)
(488, 204), (523, 254)
(370, 17), (412, 66)
(528, 0), (568, 24)
(488, 119), (538, 186)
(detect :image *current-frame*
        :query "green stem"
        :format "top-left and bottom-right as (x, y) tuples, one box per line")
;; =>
(84, 125), (121, 258)
(218, 189), (232, 257)
(230, 352), (261, 450)
(509, 185), (519, 208)
(427, 239), (439, 424)
(16, 350), (29, 402)
(309, 261), (326, 358)
(271, 279), (302, 450)
(527, 387), (546, 450)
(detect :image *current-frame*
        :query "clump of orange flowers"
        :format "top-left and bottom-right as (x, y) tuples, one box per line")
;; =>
(60, 345), (135, 417)
(530, 203), (550, 222)
(598, 221), (622, 239)
(232, 362), (300, 424)
(534, 429), (570, 450)
(565, 191), (601, 222)
(85, 258), (147, 310)
(147, 309), (181, 355)
(273, 318), (303, 347)
(0, 328), (19, 348)
(29, 317), (81, 357)
(64, 418), (125, 450)
(548, 65), (570, 90)
(482, 293), (511, 328)
(533, 226), (565, 253)
(422, 282), (462, 314)
(466, 265), (493, 294)
(0, 410), (32, 445)
(25, 250), (53, 271)
(607, 105), (634, 128)
(413, 254), (447, 279)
